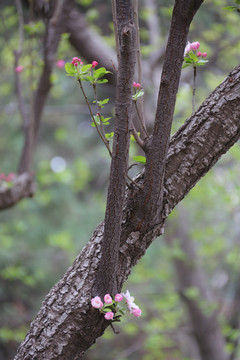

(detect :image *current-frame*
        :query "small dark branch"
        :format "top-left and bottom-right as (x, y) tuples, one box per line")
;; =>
(130, 126), (145, 149)
(94, 0), (137, 296)
(136, 0), (204, 232)
(14, 0), (32, 174)
(134, 0), (148, 138)
(192, 66), (197, 114)
(0, 173), (35, 210)
(134, 101), (149, 139)
(111, 0), (120, 66)
(18, 0), (69, 175)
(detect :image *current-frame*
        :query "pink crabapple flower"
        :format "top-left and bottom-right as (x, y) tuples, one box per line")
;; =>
(92, 61), (98, 68)
(133, 81), (141, 88)
(132, 308), (142, 317)
(115, 294), (123, 302)
(56, 59), (65, 68)
(197, 51), (202, 57)
(71, 57), (83, 66)
(104, 311), (114, 320)
(104, 294), (113, 304)
(91, 296), (103, 309)
(202, 52), (207, 57)
(190, 41), (200, 51)
(15, 65), (24, 73)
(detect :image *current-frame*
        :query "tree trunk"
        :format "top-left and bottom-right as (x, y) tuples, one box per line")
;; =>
(14, 64), (240, 360)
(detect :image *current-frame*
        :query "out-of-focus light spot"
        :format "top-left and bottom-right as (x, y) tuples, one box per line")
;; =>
(50, 157), (66, 173)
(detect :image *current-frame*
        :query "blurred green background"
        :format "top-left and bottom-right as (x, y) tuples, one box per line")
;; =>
(1, 0), (240, 359)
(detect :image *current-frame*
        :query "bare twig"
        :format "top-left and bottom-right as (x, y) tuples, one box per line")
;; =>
(134, 0), (149, 138)
(192, 66), (197, 114)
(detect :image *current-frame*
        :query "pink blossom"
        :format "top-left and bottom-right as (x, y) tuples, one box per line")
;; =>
(133, 82), (141, 88)
(115, 294), (123, 302)
(104, 294), (113, 304)
(202, 52), (207, 57)
(5, 173), (15, 182)
(197, 51), (202, 57)
(132, 308), (142, 317)
(92, 61), (98, 68)
(56, 59), (65, 68)
(0, 173), (6, 180)
(190, 41), (200, 51)
(15, 65), (24, 73)
(91, 296), (103, 309)
(104, 311), (114, 320)
(71, 57), (83, 66)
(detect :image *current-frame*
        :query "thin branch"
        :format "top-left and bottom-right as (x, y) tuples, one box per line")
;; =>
(192, 66), (196, 114)
(111, 0), (120, 66)
(134, 0), (148, 138)
(136, 0), (204, 233)
(130, 126), (145, 149)
(134, 101), (149, 139)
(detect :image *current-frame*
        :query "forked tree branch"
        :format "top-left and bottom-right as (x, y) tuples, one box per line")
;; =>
(14, 64), (240, 360)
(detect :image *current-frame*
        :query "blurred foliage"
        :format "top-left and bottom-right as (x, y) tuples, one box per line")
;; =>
(1, 0), (240, 359)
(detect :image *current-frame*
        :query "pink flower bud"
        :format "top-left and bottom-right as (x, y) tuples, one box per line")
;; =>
(92, 61), (98, 68)
(190, 41), (200, 51)
(72, 57), (79, 62)
(197, 51), (202, 57)
(133, 81), (137, 87)
(104, 311), (114, 320)
(136, 83), (141, 88)
(15, 65), (24, 73)
(91, 296), (103, 309)
(0, 173), (5, 180)
(56, 60), (65, 68)
(104, 294), (113, 304)
(115, 294), (123, 302)
(202, 52), (207, 57)
(132, 308), (142, 317)
(74, 63), (78, 66)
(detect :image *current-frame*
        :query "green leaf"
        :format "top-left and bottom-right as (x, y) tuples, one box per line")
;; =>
(96, 79), (108, 84)
(94, 67), (107, 78)
(105, 132), (114, 140)
(81, 64), (92, 72)
(223, 6), (237, 10)
(188, 52), (198, 62)
(100, 98), (109, 105)
(103, 308), (113, 312)
(65, 63), (76, 75)
(133, 155), (146, 164)
(101, 116), (111, 123)
(86, 75), (94, 82)
(196, 59), (208, 66)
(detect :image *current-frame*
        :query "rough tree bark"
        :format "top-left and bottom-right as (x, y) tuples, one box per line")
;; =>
(14, 63), (240, 359)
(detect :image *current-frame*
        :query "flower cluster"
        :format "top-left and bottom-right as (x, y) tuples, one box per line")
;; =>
(133, 81), (141, 88)
(56, 59), (65, 69)
(91, 290), (141, 322)
(71, 57), (83, 67)
(183, 41), (208, 69)
(0, 173), (16, 189)
(132, 81), (144, 102)
(0, 172), (15, 183)
(15, 65), (24, 73)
